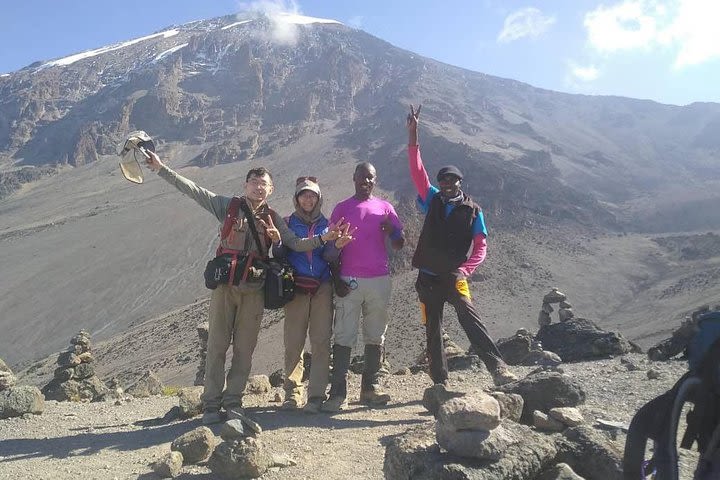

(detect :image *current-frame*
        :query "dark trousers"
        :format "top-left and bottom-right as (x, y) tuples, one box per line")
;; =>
(415, 271), (504, 384)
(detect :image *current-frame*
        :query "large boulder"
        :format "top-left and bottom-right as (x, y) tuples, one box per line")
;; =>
(383, 421), (559, 480)
(536, 318), (635, 362)
(0, 385), (45, 419)
(495, 371), (586, 423)
(437, 394), (501, 432)
(177, 386), (203, 419)
(422, 384), (465, 417)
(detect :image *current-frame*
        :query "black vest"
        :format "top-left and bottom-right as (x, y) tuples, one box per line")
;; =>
(412, 193), (481, 274)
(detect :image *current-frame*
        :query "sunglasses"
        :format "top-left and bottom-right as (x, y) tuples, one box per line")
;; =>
(296, 176), (318, 185)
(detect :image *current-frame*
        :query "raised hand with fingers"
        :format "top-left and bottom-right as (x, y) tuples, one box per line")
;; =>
(259, 214), (281, 243)
(322, 217), (347, 242)
(407, 104), (421, 146)
(335, 223), (358, 249)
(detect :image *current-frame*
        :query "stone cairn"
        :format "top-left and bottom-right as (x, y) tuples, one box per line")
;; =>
(42, 330), (108, 402)
(194, 322), (209, 386)
(0, 357), (45, 419)
(537, 288), (574, 327)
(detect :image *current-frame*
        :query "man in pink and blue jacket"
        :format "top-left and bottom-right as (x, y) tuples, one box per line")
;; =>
(406, 104), (517, 387)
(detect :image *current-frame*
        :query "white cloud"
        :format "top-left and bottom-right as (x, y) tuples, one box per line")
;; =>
(497, 7), (556, 43)
(569, 62), (600, 81)
(583, 0), (720, 68)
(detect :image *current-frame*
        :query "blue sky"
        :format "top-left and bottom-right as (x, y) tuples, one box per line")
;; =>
(1, 0), (718, 106)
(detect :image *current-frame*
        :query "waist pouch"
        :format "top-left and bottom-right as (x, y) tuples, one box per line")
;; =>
(203, 253), (266, 290)
(264, 259), (295, 309)
(294, 275), (322, 296)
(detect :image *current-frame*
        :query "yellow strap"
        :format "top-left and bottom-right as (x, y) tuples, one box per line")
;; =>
(419, 302), (427, 325)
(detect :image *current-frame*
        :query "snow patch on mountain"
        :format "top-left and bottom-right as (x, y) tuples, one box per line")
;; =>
(39, 29), (180, 68)
(220, 20), (253, 30)
(274, 13), (341, 25)
(153, 43), (189, 63)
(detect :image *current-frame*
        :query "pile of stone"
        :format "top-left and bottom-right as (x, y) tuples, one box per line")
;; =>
(0, 357), (44, 419)
(194, 322), (209, 386)
(385, 372), (619, 479)
(152, 413), (294, 478)
(538, 288), (574, 327)
(42, 330), (108, 402)
(435, 392), (520, 461)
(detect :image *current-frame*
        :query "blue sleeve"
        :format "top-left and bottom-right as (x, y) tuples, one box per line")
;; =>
(416, 185), (439, 214)
(472, 210), (488, 237)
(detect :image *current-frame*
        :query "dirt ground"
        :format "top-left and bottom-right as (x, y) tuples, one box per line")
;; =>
(0, 354), (698, 480)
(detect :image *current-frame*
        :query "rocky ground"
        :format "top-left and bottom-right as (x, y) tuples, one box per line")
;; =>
(0, 353), (698, 480)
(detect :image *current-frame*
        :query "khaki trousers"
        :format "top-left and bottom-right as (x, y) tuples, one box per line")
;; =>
(201, 284), (264, 410)
(333, 275), (392, 348)
(283, 281), (333, 400)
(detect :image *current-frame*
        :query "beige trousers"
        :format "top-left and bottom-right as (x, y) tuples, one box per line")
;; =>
(333, 275), (392, 348)
(201, 284), (264, 410)
(283, 281), (333, 400)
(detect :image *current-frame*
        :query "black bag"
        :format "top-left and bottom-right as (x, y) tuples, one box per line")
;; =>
(263, 258), (296, 309)
(205, 254), (247, 290)
(241, 201), (296, 309)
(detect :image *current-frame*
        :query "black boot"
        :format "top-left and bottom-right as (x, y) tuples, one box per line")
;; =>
(321, 344), (351, 412)
(359, 344), (391, 406)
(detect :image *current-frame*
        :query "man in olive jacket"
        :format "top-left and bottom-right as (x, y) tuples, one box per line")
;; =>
(146, 152), (341, 424)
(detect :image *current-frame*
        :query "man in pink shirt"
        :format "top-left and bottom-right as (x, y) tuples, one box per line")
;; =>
(321, 162), (405, 411)
(406, 105), (517, 387)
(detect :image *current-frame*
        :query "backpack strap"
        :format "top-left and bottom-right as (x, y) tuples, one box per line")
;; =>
(216, 197), (243, 257)
(239, 198), (268, 260)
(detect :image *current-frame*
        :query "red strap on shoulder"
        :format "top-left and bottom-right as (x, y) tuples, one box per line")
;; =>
(221, 197), (243, 241)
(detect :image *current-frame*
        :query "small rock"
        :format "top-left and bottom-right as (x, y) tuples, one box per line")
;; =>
(177, 387), (203, 419)
(558, 308), (575, 322)
(436, 423), (518, 460)
(537, 462), (585, 480)
(0, 385), (45, 419)
(394, 367), (411, 375)
(538, 310), (552, 327)
(209, 437), (274, 479)
(273, 392), (282, 402)
(220, 419), (246, 441)
(543, 288), (567, 304)
(549, 407), (584, 427)
(171, 426), (215, 464)
(74, 363), (95, 380)
(245, 375), (271, 394)
(533, 410), (565, 432)
(151, 451), (183, 478)
(268, 369), (285, 388)
(437, 394), (501, 432)
(126, 371), (163, 398)
(422, 384), (464, 417)
(490, 392), (524, 423)
(647, 369), (662, 380)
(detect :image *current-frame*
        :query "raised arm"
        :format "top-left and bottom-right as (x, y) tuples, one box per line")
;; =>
(407, 104), (432, 203)
(147, 151), (228, 221)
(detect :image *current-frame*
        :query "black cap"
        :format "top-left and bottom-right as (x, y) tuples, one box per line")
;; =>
(437, 165), (463, 181)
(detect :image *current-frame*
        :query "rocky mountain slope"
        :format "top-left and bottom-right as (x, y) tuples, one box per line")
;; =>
(1, 11), (719, 368)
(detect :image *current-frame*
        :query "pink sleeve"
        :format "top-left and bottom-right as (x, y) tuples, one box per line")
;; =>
(458, 234), (487, 277)
(408, 145), (431, 202)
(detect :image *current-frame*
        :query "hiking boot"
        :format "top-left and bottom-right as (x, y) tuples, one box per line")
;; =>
(281, 398), (301, 410)
(360, 344), (391, 406)
(322, 344), (351, 413)
(320, 395), (348, 412)
(359, 385), (391, 406)
(201, 409), (222, 425)
(491, 366), (518, 386)
(303, 397), (324, 414)
(281, 389), (303, 410)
